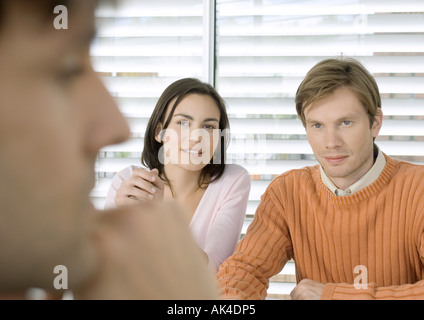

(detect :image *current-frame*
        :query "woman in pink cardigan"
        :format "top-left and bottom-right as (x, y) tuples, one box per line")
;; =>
(105, 78), (250, 273)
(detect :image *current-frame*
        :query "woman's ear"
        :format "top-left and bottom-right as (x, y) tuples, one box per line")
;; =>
(155, 124), (163, 143)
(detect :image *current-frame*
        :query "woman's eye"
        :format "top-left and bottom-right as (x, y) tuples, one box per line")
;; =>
(178, 120), (189, 126)
(203, 124), (216, 130)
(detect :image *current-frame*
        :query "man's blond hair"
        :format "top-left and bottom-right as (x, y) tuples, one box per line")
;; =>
(295, 58), (381, 128)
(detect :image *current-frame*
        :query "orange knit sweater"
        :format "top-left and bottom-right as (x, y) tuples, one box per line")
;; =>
(216, 154), (424, 299)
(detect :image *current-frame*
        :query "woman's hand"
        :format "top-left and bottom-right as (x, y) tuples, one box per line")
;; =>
(115, 168), (164, 206)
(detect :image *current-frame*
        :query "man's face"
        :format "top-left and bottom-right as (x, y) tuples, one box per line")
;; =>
(0, 1), (129, 291)
(304, 86), (382, 190)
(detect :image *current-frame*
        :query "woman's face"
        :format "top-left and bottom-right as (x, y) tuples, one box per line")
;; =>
(157, 93), (221, 172)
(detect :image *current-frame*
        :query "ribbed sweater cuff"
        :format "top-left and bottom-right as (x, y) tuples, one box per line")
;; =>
(321, 283), (337, 300)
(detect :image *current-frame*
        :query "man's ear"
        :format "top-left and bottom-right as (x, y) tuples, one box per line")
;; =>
(371, 108), (383, 138)
(155, 124), (163, 143)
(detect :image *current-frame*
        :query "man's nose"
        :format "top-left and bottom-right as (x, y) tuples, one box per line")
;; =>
(324, 127), (342, 149)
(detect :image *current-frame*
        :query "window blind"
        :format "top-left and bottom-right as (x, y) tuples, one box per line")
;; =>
(91, 0), (424, 300)
(90, 0), (208, 208)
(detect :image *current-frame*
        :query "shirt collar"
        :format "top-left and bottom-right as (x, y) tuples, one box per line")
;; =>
(320, 147), (386, 196)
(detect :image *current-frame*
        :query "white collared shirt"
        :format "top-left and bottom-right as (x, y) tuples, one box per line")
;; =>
(320, 147), (386, 196)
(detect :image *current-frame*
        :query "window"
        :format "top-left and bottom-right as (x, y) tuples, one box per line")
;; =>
(91, 0), (208, 208)
(91, 0), (424, 300)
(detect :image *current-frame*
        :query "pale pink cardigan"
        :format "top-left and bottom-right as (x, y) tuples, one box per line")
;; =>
(104, 164), (251, 273)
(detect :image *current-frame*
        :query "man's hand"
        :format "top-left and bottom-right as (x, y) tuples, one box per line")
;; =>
(76, 202), (218, 300)
(290, 279), (324, 300)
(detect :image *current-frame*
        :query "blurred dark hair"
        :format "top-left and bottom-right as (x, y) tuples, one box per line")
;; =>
(0, 0), (70, 29)
(0, 0), (117, 30)
(142, 78), (230, 194)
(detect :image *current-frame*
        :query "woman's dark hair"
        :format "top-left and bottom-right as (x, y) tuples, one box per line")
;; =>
(142, 78), (230, 193)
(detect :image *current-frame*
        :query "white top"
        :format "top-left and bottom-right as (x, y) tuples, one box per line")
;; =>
(104, 164), (251, 273)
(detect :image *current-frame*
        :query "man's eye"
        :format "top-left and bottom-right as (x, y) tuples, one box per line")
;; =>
(342, 120), (352, 126)
(313, 123), (322, 129)
(56, 66), (84, 84)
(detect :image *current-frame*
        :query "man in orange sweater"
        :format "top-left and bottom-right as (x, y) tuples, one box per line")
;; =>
(216, 58), (424, 300)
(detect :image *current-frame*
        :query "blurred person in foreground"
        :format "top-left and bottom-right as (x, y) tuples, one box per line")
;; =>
(0, 0), (217, 299)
